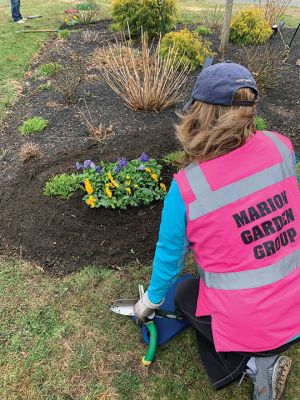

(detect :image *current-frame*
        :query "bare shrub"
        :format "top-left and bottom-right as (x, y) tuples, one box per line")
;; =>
(92, 45), (143, 71)
(81, 30), (99, 44)
(201, 3), (225, 30)
(19, 143), (43, 162)
(47, 49), (85, 104)
(76, 8), (100, 25)
(100, 32), (191, 111)
(77, 101), (113, 141)
(262, 0), (291, 26)
(239, 44), (288, 94)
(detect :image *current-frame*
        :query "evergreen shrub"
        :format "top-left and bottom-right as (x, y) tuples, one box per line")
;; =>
(160, 29), (213, 71)
(230, 8), (272, 45)
(111, 0), (177, 38)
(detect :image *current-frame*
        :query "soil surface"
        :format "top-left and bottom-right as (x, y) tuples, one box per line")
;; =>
(0, 20), (299, 275)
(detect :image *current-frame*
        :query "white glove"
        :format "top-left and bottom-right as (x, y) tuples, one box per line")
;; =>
(134, 292), (163, 321)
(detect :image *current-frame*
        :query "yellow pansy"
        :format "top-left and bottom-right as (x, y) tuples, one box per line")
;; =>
(107, 172), (119, 188)
(84, 178), (93, 195)
(105, 186), (113, 198)
(134, 184), (139, 188)
(126, 175), (130, 180)
(151, 173), (158, 182)
(125, 180), (131, 186)
(126, 187), (132, 195)
(86, 195), (96, 208)
(160, 183), (167, 192)
(145, 167), (152, 173)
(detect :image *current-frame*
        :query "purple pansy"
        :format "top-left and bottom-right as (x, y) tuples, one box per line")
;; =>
(138, 164), (146, 171)
(114, 165), (121, 174)
(118, 157), (128, 168)
(96, 166), (102, 174)
(83, 160), (96, 169)
(140, 152), (149, 162)
(76, 162), (84, 171)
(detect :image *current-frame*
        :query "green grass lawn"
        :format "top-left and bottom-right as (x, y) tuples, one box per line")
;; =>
(1, 259), (299, 400)
(1, 1), (300, 398)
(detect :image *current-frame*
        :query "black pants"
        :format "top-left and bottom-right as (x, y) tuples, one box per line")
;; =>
(175, 278), (300, 390)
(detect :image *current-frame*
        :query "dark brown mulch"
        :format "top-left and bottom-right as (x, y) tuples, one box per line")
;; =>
(0, 19), (299, 275)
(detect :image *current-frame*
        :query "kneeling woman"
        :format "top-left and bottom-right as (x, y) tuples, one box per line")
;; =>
(134, 62), (300, 400)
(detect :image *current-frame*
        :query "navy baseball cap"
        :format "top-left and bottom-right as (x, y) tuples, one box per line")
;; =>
(184, 61), (259, 111)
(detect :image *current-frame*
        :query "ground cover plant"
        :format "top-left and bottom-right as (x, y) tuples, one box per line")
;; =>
(44, 173), (83, 199)
(20, 116), (48, 135)
(39, 62), (62, 78)
(160, 28), (214, 70)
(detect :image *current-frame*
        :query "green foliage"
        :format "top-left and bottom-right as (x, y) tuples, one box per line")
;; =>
(20, 116), (48, 135)
(255, 116), (267, 131)
(44, 173), (82, 199)
(111, 0), (177, 38)
(76, 1), (98, 11)
(39, 62), (62, 77)
(195, 26), (212, 36)
(57, 29), (71, 39)
(37, 81), (52, 91)
(79, 155), (167, 209)
(230, 8), (272, 45)
(160, 29), (213, 71)
(162, 150), (184, 166)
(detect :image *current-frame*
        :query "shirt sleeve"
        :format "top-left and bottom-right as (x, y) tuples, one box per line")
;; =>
(294, 152), (297, 180)
(147, 179), (190, 304)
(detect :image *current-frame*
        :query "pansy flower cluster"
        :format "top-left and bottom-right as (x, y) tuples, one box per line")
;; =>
(76, 153), (167, 209)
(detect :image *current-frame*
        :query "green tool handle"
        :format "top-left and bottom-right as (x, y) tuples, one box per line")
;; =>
(141, 320), (157, 366)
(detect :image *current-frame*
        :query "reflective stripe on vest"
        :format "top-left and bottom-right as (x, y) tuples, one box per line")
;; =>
(186, 131), (294, 221)
(197, 247), (300, 290)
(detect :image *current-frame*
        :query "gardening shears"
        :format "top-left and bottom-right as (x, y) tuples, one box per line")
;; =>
(110, 284), (158, 366)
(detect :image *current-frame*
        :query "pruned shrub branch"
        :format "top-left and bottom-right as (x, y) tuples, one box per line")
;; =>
(100, 32), (191, 111)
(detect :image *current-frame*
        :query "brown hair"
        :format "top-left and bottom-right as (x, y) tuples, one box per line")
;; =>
(176, 88), (256, 167)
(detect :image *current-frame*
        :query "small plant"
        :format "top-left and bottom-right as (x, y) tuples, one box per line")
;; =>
(162, 150), (184, 166)
(255, 116), (267, 131)
(39, 62), (62, 78)
(76, 1), (98, 11)
(77, 101), (113, 141)
(37, 81), (52, 91)
(238, 45), (287, 93)
(81, 30), (99, 43)
(160, 29), (213, 71)
(20, 117), (48, 135)
(46, 49), (85, 104)
(195, 26), (213, 36)
(76, 1), (100, 24)
(44, 173), (83, 199)
(111, 0), (177, 38)
(19, 143), (43, 162)
(230, 8), (273, 45)
(101, 32), (190, 111)
(57, 29), (71, 39)
(76, 154), (167, 209)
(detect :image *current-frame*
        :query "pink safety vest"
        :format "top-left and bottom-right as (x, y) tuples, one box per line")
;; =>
(175, 131), (300, 352)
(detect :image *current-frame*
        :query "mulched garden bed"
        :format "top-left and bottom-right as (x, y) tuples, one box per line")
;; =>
(0, 19), (299, 275)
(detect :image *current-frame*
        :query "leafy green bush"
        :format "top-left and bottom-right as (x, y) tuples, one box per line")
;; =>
(230, 8), (272, 45)
(255, 116), (267, 131)
(111, 0), (177, 38)
(57, 29), (71, 39)
(44, 173), (82, 199)
(76, 154), (167, 209)
(162, 150), (184, 166)
(39, 62), (62, 77)
(160, 29), (213, 71)
(195, 26), (212, 36)
(20, 117), (48, 135)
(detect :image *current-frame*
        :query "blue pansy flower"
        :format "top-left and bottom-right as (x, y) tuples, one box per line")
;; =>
(138, 164), (146, 171)
(83, 160), (96, 169)
(76, 162), (84, 171)
(96, 166), (102, 174)
(140, 152), (149, 162)
(118, 157), (128, 168)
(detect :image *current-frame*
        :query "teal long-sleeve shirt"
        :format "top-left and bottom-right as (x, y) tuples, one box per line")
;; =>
(147, 152), (298, 305)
